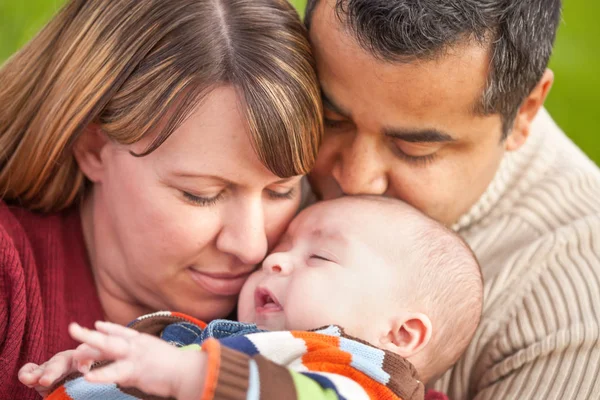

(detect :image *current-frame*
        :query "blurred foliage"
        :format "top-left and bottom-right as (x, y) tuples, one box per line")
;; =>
(1, 0), (597, 164)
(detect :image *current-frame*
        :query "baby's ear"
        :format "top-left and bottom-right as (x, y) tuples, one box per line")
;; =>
(379, 313), (432, 358)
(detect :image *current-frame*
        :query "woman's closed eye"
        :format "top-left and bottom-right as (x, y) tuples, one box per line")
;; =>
(182, 191), (223, 207)
(266, 186), (296, 200)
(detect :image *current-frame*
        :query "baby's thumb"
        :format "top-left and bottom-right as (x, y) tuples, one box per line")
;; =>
(77, 360), (93, 374)
(18, 363), (42, 385)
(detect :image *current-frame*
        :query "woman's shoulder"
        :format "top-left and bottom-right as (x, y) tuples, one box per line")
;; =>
(0, 201), (86, 263)
(0, 202), (48, 397)
(0, 201), (49, 316)
(0, 202), (101, 397)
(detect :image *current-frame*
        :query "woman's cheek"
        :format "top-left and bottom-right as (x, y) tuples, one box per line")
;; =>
(265, 201), (300, 247)
(154, 207), (222, 263)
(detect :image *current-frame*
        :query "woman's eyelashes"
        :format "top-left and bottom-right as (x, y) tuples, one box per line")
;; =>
(182, 191), (223, 206)
(181, 186), (296, 207)
(267, 186), (296, 200)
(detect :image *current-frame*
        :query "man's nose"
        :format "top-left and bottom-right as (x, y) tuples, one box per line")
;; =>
(331, 135), (388, 195)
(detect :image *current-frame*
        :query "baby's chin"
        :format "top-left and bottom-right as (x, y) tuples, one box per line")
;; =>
(253, 314), (287, 331)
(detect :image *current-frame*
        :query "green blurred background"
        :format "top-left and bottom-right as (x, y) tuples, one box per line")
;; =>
(1, 0), (597, 164)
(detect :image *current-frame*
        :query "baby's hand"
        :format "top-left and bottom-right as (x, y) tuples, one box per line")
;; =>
(69, 321), (207, 400)
(18, 349), (89, 397)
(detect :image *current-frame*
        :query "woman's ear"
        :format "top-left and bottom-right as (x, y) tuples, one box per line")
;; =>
(380, 313), (432, 358)
(73, 124), (110, 183)
(505, 68), (554, 151)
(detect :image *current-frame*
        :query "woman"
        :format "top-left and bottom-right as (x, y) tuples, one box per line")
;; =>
(0, 0), (321, 398)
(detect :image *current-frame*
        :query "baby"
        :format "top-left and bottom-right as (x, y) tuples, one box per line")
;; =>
(20, 196), (482, 400)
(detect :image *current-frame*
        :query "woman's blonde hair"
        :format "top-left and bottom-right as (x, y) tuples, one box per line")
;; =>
(0, 0), (323, 212)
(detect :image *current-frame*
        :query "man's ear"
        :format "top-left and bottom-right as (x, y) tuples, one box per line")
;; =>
(72, 123), (110, 183)
(505, 68), (554, 151)
(379, 313), (432, 358)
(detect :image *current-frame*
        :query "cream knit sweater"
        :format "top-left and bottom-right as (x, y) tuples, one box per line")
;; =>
(432, 108), (600, 399)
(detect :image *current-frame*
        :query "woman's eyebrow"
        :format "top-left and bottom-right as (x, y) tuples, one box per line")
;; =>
(169, 172), (232, 182)
(274, 176), (301, 185)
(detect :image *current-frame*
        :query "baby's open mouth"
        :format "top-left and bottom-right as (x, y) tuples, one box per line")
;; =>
(255, 287), (283, 313)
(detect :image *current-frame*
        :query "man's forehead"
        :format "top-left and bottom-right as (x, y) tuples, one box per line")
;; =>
(309, 0), (492, 124)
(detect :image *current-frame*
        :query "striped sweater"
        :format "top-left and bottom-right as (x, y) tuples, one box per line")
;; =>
(46, 311), (425, 400)
(431, 109), (600, 399)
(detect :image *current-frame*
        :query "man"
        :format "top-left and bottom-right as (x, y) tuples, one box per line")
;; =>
(305, 0), (600, 399)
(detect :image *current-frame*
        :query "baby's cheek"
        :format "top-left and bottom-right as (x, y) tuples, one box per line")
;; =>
(237, 272), (261, 323)
(285, 291), (334, 331)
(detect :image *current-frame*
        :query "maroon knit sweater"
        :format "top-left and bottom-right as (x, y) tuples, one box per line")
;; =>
(0, 202), (104, 400)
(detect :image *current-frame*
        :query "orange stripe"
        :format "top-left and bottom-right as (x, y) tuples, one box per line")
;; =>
(171, 311), (208, 328)
(200, 338), (221, 400)
(291, 331), (352, 366)
(291, 331), (398, 399)
(316, 364), (399, 400)
(46, 384), (73, 400)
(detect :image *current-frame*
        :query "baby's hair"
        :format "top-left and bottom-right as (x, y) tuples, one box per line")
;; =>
(410, 218), (482, 382)
(340, 195), (483, 382)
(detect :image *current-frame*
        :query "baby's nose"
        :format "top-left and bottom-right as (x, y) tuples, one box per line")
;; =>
(270, 264), (283, 273)
(262, 253), (293, 275)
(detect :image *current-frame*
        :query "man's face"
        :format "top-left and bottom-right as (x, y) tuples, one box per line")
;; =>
(308, 0), (509, 225)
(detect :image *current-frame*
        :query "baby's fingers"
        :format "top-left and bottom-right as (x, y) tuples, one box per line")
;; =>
(36, 351), (77, 387)
(73, 343), (104, 373)
(84, 359), (135, 385)
(69, 323), (131, 359)
(18, 363), (44, 386)
(95, 320), (139, 338)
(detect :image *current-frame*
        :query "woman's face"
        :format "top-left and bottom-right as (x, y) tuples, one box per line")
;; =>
(88, 86), (302, 322)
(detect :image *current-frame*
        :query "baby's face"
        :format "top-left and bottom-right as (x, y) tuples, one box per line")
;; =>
(238, 200), (402, 343)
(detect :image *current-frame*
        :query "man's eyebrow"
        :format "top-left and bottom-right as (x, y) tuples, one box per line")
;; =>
(321, 90), (351, 118)
(383, 128), (456, 143)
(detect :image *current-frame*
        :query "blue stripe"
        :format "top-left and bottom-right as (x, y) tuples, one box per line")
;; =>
(313, 325), (342, 337)
(64, 377), (139, 400)
(220, 335), (260, 356)
(339, 338), (389, 384)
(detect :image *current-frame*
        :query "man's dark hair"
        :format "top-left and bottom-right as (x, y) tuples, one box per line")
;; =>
(305, 0), (562, 137)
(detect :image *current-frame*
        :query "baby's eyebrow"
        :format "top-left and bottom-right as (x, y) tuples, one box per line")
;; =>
(310, 229), (349, 246)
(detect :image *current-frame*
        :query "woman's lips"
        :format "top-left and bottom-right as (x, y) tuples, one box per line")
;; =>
(254, 287), (283, 314)
(188, 268), (252, 296)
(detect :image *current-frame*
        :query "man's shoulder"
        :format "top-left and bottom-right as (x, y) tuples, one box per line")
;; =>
(518, 109), (600, 225)
(478, 204), (599, 295)
(465, 110), (600, 264)
(442, 213), (600, 398)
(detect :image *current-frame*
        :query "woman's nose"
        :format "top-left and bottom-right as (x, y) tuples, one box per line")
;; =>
(332, 134), (388, 196)
(216, 200), (268, 266)
(262, 252), (294, 275)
